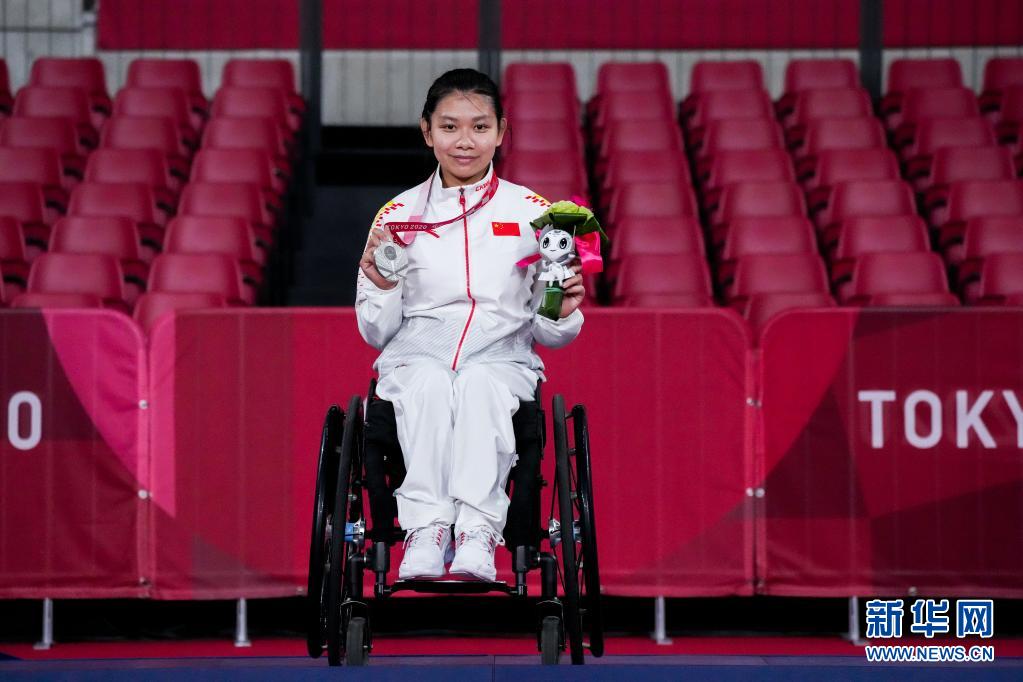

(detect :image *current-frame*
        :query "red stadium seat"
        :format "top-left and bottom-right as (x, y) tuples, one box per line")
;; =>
(164, 216), (262, 303)
(937, 180), (1023, 247)
(718, 216), (817, 286)
(0, 58), (11, 114)
(867, 292), (960, 307)
(846, 252), (950, 305)
(0, 147), (68, 214)
(995, 85), (1023, 150)
(721, 216), (816, 260)
(11, 292), (104, 309)
(613, 293), (712, 308)
(921, 147), (1016, 215)
(25, 252), (126, 310)
(505, 91), (580, 124)
(190, 148), (286, 201)
(200, 116), (292, 178)
(148, 253), (245, 304)
(712, 182), (806, 242)
(831, 215), (931, 293)
(696, 118), (784, 158)
(743, 291), (836, 339)
(13, 87), (97, 148)
(29, 57), (111, 120)
(815, 180), (916, 244)
(956, 217), (1023, 297)
(796, 118), (886, 174)
(606, 182), (697, 229)
(0, 216), (28, 285)
(595, 62), (671, 95)
(889, 86), (980, 135)
(126, 59), (207, 114)
(596, 120), (684, 180)
(608, 217), (705, 263)
(0, 116), (85, 178)
(977, 252), (1023, 305)
(685, 89), (774, 140)
(612, 253), (712, 304)
(498, 150), (586, 191)
(784, 89), (873, 148)
(68, 182), (164, 250)
(101, 116), (191, 181)
(885, 58), (963, 94)
(805, 148), (901, 211)
(901, 118), (997, 182)
(593, 91), (674, 140)
(981, 57), (1023, 113)
(49, 216), (147, 301)
(114, 88), (200, 146)
(85, 149), (176, 213)
(702, 150), (795, 212)
(683, 60), (764, 118)
(504, 63), (577, 94)
(730, 253), (829, 302)
(133, 291), (228, 335)
(178, 182), (274, 246)
(165, 214), (263, 269)
(211, 87), (299, 136)
(600, 150), (690, 213)
(223, 59), (304, 114)
(502, 119), (584, 155)
(0, 181), (49, 250)
(786, 58), (859, 90)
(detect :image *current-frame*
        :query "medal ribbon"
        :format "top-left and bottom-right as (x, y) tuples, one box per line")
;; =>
(385, 172), (500, 247)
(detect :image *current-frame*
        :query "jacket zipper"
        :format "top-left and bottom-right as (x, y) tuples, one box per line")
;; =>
(451, 187), (476, 371)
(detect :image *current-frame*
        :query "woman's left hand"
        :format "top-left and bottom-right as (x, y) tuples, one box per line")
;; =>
(559, 259), (585, 319)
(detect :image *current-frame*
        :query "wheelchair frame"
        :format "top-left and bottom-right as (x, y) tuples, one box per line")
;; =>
(305, 380), (603, 666)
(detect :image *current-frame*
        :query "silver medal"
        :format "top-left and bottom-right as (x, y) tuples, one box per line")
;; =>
(374, 241), (409, 282)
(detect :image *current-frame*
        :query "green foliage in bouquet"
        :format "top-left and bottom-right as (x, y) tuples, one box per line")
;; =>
(529, 201), (609, 244)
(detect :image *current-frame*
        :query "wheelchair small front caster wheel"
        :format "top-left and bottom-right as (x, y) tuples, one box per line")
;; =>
(345, 616), (369, 666)
(540, 615), (562, 665)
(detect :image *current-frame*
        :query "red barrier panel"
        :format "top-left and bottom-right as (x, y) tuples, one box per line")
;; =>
(540, 310), (753, 596)
(759, 309), (1023, 597)
(147, 309), (379, 599)
(147, 308), (752, 598)
(0, 310), (146, 599)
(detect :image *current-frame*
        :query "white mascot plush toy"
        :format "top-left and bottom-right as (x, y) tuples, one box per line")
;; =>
(537, 226), (576, 285)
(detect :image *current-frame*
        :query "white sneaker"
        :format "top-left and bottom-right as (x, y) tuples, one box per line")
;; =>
(449, 526), (505, 582)
(398, 523), (454, 580)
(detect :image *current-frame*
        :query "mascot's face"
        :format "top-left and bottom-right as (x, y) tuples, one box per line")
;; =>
(540, 228), (574, 263)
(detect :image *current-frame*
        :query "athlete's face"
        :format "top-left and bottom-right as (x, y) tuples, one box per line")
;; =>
(421, 91), (506, 188)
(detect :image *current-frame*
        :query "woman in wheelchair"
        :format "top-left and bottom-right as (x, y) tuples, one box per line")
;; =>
(355, 68), (586, 582)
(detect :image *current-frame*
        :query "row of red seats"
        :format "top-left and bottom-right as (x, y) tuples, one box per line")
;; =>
(496, 63), (588, 205)
(0, 57), (302, 325)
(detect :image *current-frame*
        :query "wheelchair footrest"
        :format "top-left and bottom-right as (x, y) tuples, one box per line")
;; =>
(388, 579), (517, 596)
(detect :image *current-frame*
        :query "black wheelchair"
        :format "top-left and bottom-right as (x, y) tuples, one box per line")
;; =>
(305, 379), (603, 666)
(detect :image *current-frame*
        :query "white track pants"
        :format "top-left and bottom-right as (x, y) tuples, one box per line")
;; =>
(374, 360), (538, 535)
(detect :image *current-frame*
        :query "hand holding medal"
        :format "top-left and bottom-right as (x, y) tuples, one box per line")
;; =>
(360, 227), (404, 289)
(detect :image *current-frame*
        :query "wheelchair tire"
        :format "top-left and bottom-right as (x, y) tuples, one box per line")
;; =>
(345, 616), (369, 666)
(326, 395), (363, 666)
(306, 404), (343, 659)
(573, 404), (605, 658)
(552, 394), (585, 665)
(540, 616), (561, 665)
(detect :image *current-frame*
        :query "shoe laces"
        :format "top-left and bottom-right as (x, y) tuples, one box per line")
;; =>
(404, 524), (449, 552)
(456, 526), (505, 553)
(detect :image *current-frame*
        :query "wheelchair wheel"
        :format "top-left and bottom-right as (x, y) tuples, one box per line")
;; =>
(573, 405), (605, 658)
(540, 616), (562, 665)
(306, 404), (343, 659)
(552, 395), (584, 665)
(345, 616), (369, 666)
(326, 395), (364, 667)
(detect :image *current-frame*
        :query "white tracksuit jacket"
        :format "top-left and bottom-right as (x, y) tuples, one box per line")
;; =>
(354, 163), (584, 533)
